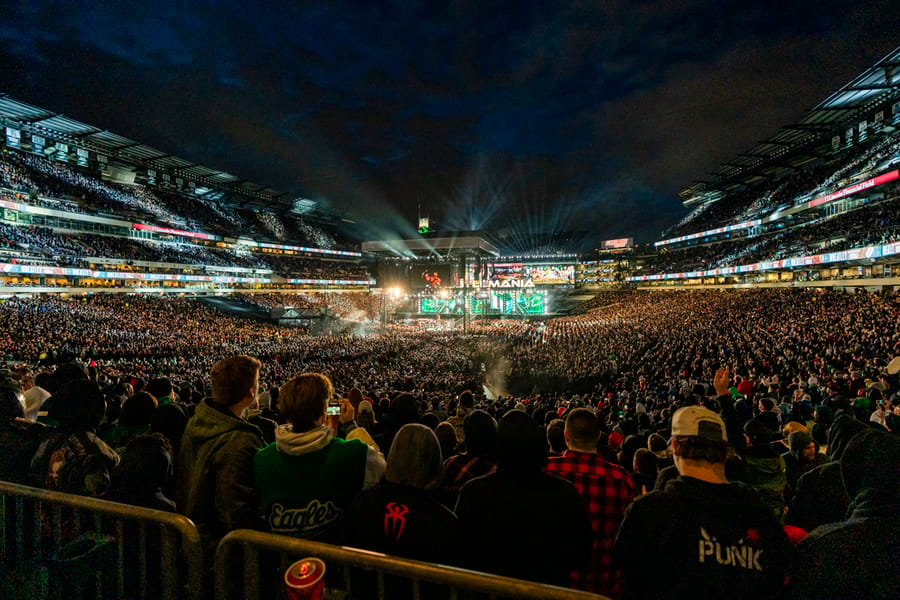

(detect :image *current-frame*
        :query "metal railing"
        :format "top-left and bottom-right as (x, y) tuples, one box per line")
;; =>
(215, 529), (608, 600)
(0, 480), (203, 600)
(1, 481), (610, 600)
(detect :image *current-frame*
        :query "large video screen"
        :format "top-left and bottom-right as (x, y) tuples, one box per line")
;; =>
(376, 259), (458, 290)
(469, 262), (574, 287)
(412, 262), (458, 290)
(601, 237), (634, 249)
(420, 291), (545, 315)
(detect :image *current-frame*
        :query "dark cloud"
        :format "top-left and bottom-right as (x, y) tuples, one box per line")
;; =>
(0, 1), (896, 248)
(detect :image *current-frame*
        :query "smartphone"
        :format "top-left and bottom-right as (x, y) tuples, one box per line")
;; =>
(326, 405), (341, 416)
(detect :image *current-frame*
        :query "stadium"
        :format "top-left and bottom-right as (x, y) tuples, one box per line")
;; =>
(0, 20), (898, 600)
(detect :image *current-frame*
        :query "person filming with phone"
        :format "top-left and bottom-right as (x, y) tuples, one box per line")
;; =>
(253, 372), (385, 543)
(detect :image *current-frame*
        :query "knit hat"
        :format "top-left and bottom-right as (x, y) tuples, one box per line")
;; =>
(671, 406), (727, 441)
(783, 525), (808, 545)
(346, 426), (380, 453)
(348, 387), (364, 413)
(47, 380), (106, 432)
(388, 393), (419, 422)
(780, 421), (809, 448)
(648, 433), (669, 458)
(783, 421), (808, 435)
(826, 414), (867, 461)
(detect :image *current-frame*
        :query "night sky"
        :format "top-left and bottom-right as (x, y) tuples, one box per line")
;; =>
(0, 1), (896, 249)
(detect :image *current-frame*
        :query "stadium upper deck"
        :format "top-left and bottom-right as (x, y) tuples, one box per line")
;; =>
(0, 140), (374, 292)
(628, 46), (900, 289)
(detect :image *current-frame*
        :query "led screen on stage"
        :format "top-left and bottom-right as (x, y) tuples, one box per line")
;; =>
(420, 295), (466, 314)
(412, 262), (457, 289)
(481, 290), (544, 314)
(420, 291), (545, 315)
(470, 262), (574, 287)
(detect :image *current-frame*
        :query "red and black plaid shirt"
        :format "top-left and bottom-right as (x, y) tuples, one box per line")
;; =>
(545, 450), (635, 597)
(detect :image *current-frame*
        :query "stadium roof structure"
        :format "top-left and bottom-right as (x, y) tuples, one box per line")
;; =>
(681, 45), (900, 204)
(362, 235), (500, 259)
(0, 93), (298, 211)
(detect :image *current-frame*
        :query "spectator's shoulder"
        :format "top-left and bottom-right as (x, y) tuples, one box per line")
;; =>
(254, 440), (278, 459)
(221, 425), (266, 454)
(604, 459), (634, 480)
(625, 486), (668, 513)
(457, 470), (496, 493)
(797, 520), (851, 546)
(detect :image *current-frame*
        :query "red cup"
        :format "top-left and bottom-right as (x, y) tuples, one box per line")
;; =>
(284, 557), (326, 600)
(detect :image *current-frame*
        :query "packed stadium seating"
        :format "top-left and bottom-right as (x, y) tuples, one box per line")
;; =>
(0, 149), (372, 285)
(664, 129), (900, 239)
(643, 195), (900, 275)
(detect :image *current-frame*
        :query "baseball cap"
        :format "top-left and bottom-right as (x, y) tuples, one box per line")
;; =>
(671, 406), (727, 442)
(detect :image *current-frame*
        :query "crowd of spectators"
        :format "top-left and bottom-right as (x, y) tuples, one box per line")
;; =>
(231, 292), (381, 320)
(262, 254), (372, 280)
(253, 211), (287, 241)
(0, 287), (897, 598)
(0, 149), (359, 256)
(665, 127), (900, 239)
(0, 217), (373, 280)
(0, 288), (896, 451)
(645, 195), (900, 276)
(571, 289), (640, 313)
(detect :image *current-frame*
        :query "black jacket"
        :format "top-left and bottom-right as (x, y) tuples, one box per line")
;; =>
(788, 492), (900, 599)
(342, 482), (460, 566)
(455, 469), (592, 587)
(614, 475), (793, 600)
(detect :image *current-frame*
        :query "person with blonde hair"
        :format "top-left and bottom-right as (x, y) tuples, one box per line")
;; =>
(254, 372), (385, 543)
(177, 354), (265, 561)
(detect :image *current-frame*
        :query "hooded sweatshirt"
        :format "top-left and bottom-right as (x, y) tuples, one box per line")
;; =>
(786, 414), (867, 532)
(782, 430), (822, 500)
(342, 424), (460, 566)
(789, 430), (900, 599)
(176, 398), (264, 558)
(737, 445), (787, 519)
(254, 423), (384, 543)
(614, 476), (793, 600)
